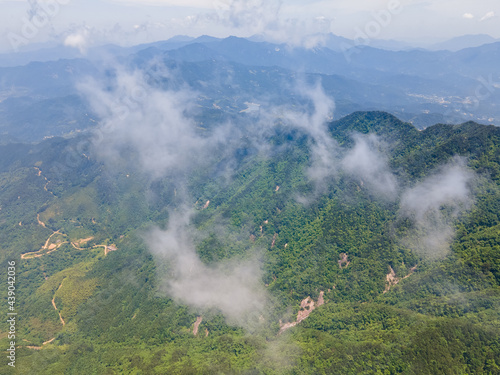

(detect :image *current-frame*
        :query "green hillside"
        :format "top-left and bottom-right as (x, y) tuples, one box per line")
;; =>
(1, 112), (499, 374)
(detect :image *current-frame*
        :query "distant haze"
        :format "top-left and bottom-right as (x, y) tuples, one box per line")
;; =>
(0, 0), (499, 53)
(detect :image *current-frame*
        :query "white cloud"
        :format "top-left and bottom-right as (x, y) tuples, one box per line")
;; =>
(106, 0), (215, 8)
(79, 68), (215, 179)
(278, 82), (337, 187)
(462, 13), (474, 19)
(480, 11), (495, 21)
(146, 211), (267, 328)
(79, 65), (271, 328)
(64, 29), (89, 54)
(399, 158), (475, 259)
(341, 133), (398, 199)
(219, 0), (282, 35)
(401, 164), (472, 220)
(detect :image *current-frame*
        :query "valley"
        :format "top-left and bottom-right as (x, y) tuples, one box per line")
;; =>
(0, 23), (498, 374)
(0, 109), (498, 374)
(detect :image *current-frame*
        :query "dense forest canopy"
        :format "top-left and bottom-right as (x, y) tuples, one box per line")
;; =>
(1, 104), (499, 373)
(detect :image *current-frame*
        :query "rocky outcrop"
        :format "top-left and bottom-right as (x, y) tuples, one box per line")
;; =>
(279, 291), (325, 334)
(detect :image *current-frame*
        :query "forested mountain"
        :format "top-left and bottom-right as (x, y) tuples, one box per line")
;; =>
(1, 107), (499, 374)
(1, 36), (499, 143)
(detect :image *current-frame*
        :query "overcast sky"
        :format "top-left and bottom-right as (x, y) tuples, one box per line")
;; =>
(0, 0), (498, 52)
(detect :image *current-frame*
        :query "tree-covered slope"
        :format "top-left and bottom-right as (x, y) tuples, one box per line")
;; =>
(1, 112), (499, 374)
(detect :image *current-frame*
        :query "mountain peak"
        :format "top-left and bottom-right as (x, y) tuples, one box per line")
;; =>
(430, 34), (497, 51)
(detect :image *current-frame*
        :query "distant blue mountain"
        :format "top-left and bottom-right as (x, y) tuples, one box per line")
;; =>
(0, 34), (499, 142)
(430, 34), (498, 51)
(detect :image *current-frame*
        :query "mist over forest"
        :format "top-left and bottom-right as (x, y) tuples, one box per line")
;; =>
(1, 1), (500, 374)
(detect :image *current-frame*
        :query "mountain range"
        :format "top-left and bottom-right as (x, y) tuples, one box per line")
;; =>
(0, 33), (499, 374)
(0, 34), (499, 143)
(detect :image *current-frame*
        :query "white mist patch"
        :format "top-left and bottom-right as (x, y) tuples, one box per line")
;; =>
(279, 82), (337, 186)
(341, 133), (398, 199)
(80, 68), (227, 180)
(216, 0), (334, 49)
(145, 211), (267, 327)
(399, 159), (475, 258)
(80, 65), (267, 328)
(64, 29), (89, 54)
(221, 0), (282, 36)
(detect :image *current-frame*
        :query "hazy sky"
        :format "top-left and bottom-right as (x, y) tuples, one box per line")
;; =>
(0, 0), (498, 52)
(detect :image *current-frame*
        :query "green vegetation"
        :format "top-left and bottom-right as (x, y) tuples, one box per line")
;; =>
(1, 112), (499, 374)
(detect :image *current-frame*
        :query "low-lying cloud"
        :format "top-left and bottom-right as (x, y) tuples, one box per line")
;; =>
(146, 211), (267, 327)
(342, 133), (398, 199)
(212, 0), (334, 49)
(80, 68), (226, 180)
(399, 158), (475, 258)
(277, 82), (337, 189)
(80, 59), (478, 335)
(81, 65), (269, 327)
